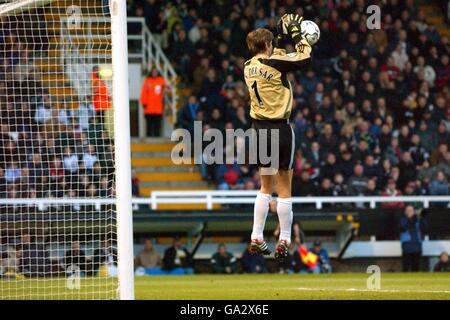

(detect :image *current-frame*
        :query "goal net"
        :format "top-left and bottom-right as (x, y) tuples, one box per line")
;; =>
(0, 0), (132, 299)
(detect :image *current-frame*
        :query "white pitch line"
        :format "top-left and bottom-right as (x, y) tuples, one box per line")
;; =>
(297, 287), (450, 294)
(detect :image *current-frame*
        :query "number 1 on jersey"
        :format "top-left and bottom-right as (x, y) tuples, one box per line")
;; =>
(251, 81), (263, 106)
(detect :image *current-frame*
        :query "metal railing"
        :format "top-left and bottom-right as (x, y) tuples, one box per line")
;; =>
(147, 191), (450, 210)
(2, 192), (449, 211)
(58, 16), (178, 137)
(128, 17), (178, 137)
(60, 16), (110, 100)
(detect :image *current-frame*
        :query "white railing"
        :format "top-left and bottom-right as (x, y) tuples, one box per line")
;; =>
(128, 17), (178, 137)
(1, 192), (449, 211)
(60, 16), (112, 100)
(58, 16), (178, 137)
(147, 191), (450, 210)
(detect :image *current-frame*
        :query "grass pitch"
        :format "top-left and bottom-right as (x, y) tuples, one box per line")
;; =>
(135, 273), (450, 300)
(1, 273), (449, 299)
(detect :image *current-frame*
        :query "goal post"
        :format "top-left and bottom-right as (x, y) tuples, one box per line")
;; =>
(0, 0), (134, 300)
(110, 0), (134, 301)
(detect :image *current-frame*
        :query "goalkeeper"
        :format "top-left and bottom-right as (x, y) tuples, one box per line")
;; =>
(244, 14), (312, 262)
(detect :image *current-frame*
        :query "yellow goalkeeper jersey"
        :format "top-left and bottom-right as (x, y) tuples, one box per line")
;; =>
(244, 39), (312, 120)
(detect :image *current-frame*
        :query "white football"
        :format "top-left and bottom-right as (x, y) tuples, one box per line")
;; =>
(300, 20), (320, 46)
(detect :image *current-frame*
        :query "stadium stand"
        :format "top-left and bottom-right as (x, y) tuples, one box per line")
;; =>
(128, 0), (449, 203)
(0, 0), (449, 278)
(0, 12), (114, 203)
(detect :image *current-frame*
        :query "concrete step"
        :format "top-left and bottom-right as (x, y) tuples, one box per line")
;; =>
(140, 186), (210, 197)
(137, 172), (202, 182)
(132, 152), (193, 160)
(131, 143), (175, 153)
(45, 13), (105, 21)
(46, 21), (111, 35)
(35, 61), (63, 72)
(131, 157), (195, 167)
(131, 137), (174, 144)
(140, 180), (207, 188)
(48, 87), (77, 97)
(133, 166), (195, 173)
(156, 203), (220, 210)
(50, 36), (111, 45)
(48, 48), (111, 57)
(132, 158), (173, 167)
(54, 101), (80, 109)
(131, 151), (175, 158)
(41, 74), (69, 84)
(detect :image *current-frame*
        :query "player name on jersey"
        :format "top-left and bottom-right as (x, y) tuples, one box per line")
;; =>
(247, 66), (274, 82)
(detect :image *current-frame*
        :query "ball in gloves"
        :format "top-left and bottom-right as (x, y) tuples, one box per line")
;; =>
(300, 20), (320, 46)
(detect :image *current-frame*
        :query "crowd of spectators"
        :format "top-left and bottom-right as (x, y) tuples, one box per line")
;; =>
(132, 238), (330, 274)
(129, 0), (450, 202)
(0, 28), (122, 206)
(0, 234), (117, 278)
(131, 236), (449, 274)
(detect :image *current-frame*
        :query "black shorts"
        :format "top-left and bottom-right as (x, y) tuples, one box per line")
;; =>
(251, 119), (295, 171)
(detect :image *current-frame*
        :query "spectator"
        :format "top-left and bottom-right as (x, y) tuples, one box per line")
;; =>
(131, 168), (140, 197)
(364, 178), (379, 196)
(429, 170), (449, 196)
(364, 155), (382, 181)
(0, 246), (20, 277)
(62, 147), (79, 174)
(176, 95), (199, 135)
(433, 252), (450, 272)
(82, 144), (98, 171)
(91, 66), (112, 125)
(429, 170), (450, 207)
(49, 156), (64, 183)
(398, 151), (417, 189)
(332, 173), (348, 197)
(5, 162), (21, 184)
(92, 240), (117, 276)
(140, 68), (166, 137)
(76, 102), (95, 131)
(34, 95), (53, 124)
(215, 163), (243, 190)
(64, 241), (88, 276)
(135, 239), (162, 270)
(162, 237), (193, 274)
(309, 240), (332, 273)
(399, 206), (428, 272)
(18, 234), (52, 277)
(211, 243), (237, 274)
(347, 164), (369, 196)
(413, 56), (436, 87)
(241, 244), (267, 274)
(380, 178), (405, 209)
(318, 178), (333, 197)
(293, 170), (316, 197)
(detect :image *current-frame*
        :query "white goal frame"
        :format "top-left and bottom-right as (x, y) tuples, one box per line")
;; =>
(0, 0), (134, 300)
(110, 0), (134, 300)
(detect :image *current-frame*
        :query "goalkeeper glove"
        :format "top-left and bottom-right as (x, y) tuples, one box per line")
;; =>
(279, 13), (304, 43)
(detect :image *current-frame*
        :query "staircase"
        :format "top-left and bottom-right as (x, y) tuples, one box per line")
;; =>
(36, 1), (217, 209)
(33, 0), (112, 110)
(419, 1), (450, 38)
(131, 138), (219, 210)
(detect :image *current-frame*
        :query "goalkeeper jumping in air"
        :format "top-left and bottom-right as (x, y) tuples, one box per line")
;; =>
(244, 14), (312, 262)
